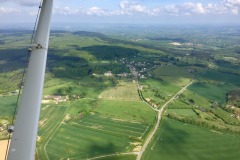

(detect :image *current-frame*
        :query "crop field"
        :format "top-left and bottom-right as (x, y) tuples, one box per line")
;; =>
(143, 118), (240, 160)
(43, 114), (150, 159)
(74, 114), (150, 139)
(99, 82), (140, 101)
(153, 65), (193, 87)
(95, 100), (157, 123)
(38, 104), (68, 136)
(37, 103), (69, 160)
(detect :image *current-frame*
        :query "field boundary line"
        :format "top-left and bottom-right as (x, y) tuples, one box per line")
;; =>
(140, 124), (151, 139)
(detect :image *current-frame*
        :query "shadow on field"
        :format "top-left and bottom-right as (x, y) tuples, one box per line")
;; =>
(89, 142), (117, 156)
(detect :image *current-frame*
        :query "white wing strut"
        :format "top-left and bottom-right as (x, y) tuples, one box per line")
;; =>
(7, 0), (53, 159)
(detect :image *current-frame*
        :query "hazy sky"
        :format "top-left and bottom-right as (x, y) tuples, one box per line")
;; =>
(0, 0), (240, 25)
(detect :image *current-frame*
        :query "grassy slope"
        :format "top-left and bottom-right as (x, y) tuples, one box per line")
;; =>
(95, 100), (156, 124)
(166, 109), (197, 117)
(153, 65), (193, 87)
(188, 82), (237, 104)
(99, 82), (140, 101)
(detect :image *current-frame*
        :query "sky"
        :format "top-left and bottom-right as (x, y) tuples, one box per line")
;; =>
(0, 0), (240, 25)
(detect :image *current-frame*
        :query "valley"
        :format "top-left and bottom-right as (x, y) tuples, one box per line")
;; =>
(0, 25), (240, 159)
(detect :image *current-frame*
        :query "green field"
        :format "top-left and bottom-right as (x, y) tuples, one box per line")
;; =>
(95, 100), (157, 123)
(37, 103), (69, 160)
(99, 82), (140, 101)
(73, 114), (150, 139)
(166, 109), (197, 117)
(140, 78), (180, 107)
(37, 97), (155, 160)
(153, 65), (193, 86)
(43, 114), (149, 159)
(43, 76), (116, 98)
(143, 118), (240, 160)
(67, 98), (97, 115)
(182, 90), (211, 109)
(0, 96), (17, 118)
(202, 70), (240, 84)
(168, 99), (193, 109)
(43, 80), (103, 98)
(188, 82), (237, 104)
(38, 104), (68, 136)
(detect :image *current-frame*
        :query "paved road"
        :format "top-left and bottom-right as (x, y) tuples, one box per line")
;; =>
(136, 80), (193, 160)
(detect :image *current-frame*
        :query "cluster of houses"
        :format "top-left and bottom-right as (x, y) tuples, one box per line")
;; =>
(228, 105), (240, 119)
(122, 59), (160, 79)
(42, 95), (69, 104)
(92, 71), (130, 78)
(92, 58), (162, 80)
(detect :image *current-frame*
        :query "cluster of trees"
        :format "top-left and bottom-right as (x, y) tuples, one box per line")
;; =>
(226, 89), (240, 108)
(166, 112), (240, 134)
(152, 89), (165, 100)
